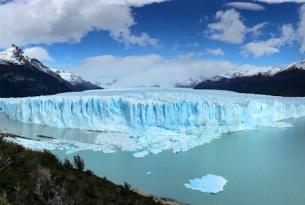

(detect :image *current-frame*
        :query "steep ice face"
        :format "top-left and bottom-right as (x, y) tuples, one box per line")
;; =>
(0, 89), (305, 155)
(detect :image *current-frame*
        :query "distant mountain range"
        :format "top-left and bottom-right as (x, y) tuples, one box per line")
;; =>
(194, 61), (305, 97)
(0, 45), (101, 98)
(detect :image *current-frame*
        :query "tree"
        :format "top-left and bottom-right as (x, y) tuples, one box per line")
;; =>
(73, 155), (84, 171)
(63, 159), (73, 170)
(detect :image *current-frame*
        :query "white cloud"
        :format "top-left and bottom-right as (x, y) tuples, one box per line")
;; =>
(24, 47), (53, 61)
(298, 4), (305, 53)
(0, 0), (166, 48)
(225, 2), (265, 11)
(206, 9), (247, 44)
(71, 54), (265, 88)
(255, 0), (305, 3)
(242, 24), (296, 57)
(205, 48), (225, 56)
(248, 22), (269, 37)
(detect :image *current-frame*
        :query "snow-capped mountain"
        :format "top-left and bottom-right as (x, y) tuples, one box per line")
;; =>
(194, 61), (305, 97)
(281, 59), (305, 71)
(0, 45), (101, 98)
(50, 68), (101, 91)
(208, 66), (280, 81)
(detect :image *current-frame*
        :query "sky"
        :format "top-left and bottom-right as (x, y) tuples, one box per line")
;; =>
(1, 0), (305, 87)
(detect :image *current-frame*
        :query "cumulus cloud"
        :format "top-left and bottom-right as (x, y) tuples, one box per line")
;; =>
(71, 54), (265, 88)
(206, 9), (247, 44)
(242, 24), (296, 57)
(24, 47), (54, 61)
(206, 9), (268, 44)
(225, 2), (265, 11)
(205, 48), (225, 56)
(255, 0), (305, 3)
(298, 4), (305, 53)
(0, 0), (166, 48)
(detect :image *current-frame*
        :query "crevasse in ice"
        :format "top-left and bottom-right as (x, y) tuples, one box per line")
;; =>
(1, 88), (305, 155)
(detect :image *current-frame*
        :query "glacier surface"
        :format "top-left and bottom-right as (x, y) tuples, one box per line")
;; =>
(184, 174), (228, 194)
(1, 88), (305, 156)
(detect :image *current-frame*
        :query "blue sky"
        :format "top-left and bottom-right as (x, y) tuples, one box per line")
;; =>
(1, 0), (305, 87)
(39, 0), (305, 67)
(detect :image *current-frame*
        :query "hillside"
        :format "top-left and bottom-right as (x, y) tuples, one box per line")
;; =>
(0, 133), (182, 205)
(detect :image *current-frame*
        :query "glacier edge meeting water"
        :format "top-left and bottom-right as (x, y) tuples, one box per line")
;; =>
(1, 88), (305, 156)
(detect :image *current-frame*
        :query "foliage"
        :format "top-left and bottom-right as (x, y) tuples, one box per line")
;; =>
(0, 135), (163, 205)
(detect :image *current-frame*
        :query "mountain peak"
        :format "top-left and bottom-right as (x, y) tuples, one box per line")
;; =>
(8, 44), (24, 55)
(283, 59), (305, 71)
(0, 44), (29, 64)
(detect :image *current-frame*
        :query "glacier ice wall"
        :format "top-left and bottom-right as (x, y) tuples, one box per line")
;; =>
(1, 89), (305, 155)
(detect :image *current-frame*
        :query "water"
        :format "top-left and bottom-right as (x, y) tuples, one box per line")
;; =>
(1, 113), (305, 205)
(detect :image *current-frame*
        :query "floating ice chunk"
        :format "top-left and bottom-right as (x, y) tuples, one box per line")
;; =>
(102, 149), (116, 154)
(184, 174), (228, 194)
(133, 150), (149, 158)
(148, 148), (162, 155)
(172, 142), (189, 153)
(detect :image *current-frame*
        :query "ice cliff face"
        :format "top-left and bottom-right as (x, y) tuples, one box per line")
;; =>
(1, 89), (305, 155)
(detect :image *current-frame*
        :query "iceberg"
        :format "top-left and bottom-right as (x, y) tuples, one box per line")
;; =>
(133, 150), (150, 158)
(184, 174), (228, 194)
(1, 88), (305, 156)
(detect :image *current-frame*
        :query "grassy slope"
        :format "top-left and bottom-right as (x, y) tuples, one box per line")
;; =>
(0, 134), (167, 205)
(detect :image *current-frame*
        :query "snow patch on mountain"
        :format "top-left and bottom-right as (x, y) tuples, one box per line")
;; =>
(282, 59), (305, 71)
(206, 58), (305, 82)
(51, 68), (86, 85)
(0, 45), (30, 65)
(209, 66), (280, 81)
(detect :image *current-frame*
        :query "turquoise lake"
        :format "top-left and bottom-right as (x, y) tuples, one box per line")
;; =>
(1, 113), (305, 205)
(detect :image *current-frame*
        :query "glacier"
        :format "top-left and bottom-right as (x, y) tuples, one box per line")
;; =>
(1, 88), (305, 156)
(184, 174), (228, 194)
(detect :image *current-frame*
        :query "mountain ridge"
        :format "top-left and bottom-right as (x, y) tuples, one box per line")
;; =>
(194, 59), (305, 97)
(0, 45), (101, 98)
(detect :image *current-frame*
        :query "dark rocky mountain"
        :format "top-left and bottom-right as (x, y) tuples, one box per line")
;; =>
(194, 61), (305, 97)
(0, 45), (101, 98)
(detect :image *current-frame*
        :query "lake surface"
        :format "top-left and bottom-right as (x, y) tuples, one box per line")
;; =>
(1, 113), (305, 205)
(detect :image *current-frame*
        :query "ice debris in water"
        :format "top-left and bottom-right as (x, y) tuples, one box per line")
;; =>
(184, 174), (228, 194)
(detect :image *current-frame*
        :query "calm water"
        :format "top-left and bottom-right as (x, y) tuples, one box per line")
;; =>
(1, 113), (305, 205)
